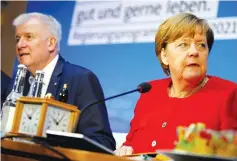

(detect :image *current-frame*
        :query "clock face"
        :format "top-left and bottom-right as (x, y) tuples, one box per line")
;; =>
(43, 106), (71, 135)
(19, 104), (41, 135)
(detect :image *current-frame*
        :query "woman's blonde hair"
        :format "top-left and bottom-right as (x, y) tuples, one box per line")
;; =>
(155, 13), (214, 76)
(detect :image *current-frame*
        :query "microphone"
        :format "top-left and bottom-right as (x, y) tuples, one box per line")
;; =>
(79, 82), (152, 114)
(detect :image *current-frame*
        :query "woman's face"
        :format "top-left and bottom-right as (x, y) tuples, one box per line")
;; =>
(161, 27), (209, 82)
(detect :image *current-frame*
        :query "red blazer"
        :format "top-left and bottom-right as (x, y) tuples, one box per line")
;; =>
(123, 76), (237, 154)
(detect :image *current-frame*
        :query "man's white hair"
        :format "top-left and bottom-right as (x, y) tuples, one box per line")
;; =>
(13, 12), (62, 52)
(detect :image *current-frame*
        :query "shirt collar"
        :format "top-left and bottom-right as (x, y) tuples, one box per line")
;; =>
(28, 54), (59, 84)
(42, 54), (59, 74)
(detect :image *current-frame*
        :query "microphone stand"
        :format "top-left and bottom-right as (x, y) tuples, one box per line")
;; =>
(80, 88), (139, 114)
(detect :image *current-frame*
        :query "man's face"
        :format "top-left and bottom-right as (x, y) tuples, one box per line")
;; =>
(15, 18), (56, 73)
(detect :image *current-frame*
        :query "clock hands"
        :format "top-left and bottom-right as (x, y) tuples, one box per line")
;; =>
(25, 112), (32, 120)
(50, 113), (65, 126)
(57, 113), (65, 125)
(46, 108), (70, 133)
(50, 114), (58, 125)
(25, 107), (38, 120)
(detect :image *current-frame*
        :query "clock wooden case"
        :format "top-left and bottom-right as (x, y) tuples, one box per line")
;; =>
(10, 97), (80, 137)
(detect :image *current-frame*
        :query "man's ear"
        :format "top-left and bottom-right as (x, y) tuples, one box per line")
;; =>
(48, 37), (57, 52)
(161, 48), (169, 65)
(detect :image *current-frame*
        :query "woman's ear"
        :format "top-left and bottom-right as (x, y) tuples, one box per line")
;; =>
(48, 37), (57, 52)
(161, 48), (169, 65)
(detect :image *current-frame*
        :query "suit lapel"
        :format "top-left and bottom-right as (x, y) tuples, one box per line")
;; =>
(46, 55), (65, 98)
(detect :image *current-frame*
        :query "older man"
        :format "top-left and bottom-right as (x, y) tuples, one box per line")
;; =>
(4, 12), (115, 150)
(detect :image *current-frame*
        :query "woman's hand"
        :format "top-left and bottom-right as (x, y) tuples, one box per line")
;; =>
(114, 146), (134, 156)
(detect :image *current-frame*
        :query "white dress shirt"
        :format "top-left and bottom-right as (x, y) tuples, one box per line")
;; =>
(41, 54), (59, 98)
(28, 55), (59, 98)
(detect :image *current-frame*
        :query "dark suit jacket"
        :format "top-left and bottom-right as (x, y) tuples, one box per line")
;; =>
(5, 55), (116, 150)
